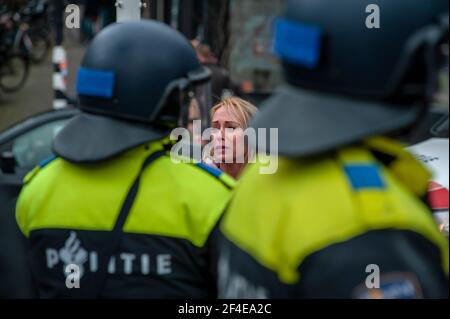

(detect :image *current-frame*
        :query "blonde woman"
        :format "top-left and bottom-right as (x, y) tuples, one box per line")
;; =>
(205, 97), (258, 179)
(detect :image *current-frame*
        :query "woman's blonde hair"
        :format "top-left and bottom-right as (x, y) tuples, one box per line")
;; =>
(210, 97), (258, 129)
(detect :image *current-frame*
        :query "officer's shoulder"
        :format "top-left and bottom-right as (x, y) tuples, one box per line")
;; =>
(163, 156), (236, 190)
(193, 162), (236, 189)
(23, 155), (59, 185)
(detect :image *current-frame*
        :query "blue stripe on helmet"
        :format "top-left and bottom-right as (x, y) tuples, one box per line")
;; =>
(273, 18), (322, 69)
(76, 67), (115, 99)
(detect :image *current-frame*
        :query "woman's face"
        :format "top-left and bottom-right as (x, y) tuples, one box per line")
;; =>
(211, 106), (246, 163)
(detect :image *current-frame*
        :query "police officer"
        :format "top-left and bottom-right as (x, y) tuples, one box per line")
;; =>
(218, 0), (449, 299)
(16, 21), (235, 298)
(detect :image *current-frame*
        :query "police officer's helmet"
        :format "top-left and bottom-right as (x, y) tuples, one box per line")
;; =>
(54, 21), (211, 163)
(252, 0), (449, 157)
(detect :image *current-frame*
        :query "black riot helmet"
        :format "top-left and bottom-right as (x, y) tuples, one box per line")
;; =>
(54, 21), (211, 163)
(252, 0), (449, 157)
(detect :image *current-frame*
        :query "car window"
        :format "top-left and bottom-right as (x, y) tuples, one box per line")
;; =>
(12, 119), (68, 169)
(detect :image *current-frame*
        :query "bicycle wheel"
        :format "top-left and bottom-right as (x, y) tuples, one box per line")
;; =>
(0, 54), (30, 93)
(29, 31), (52, 64)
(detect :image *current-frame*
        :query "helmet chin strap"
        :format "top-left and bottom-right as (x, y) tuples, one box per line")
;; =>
(395, 19), (449, 143)
(416, 20), (449, 137)
(423, 21), (448, 104)
(386, 15), (448, 104)
(177, 89), (194, 129)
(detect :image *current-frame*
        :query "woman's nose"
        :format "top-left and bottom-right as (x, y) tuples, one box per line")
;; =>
(211, 130), (221, 141)
(212, 127), (225, 140)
